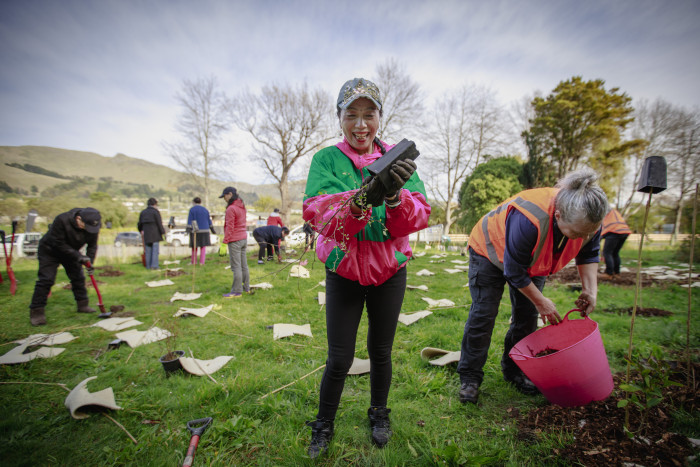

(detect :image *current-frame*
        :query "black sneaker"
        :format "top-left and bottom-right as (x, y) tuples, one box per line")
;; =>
(367, 406), (392, 448)
(306, 419), (334, 459)
(459, 381), (479, 404)
(503, 372), (540, 395)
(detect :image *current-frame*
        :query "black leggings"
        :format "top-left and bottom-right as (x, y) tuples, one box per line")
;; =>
(316, 266), (407, 421)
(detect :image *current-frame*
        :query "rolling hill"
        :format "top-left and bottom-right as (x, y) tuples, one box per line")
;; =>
(0, 146), (305, 202)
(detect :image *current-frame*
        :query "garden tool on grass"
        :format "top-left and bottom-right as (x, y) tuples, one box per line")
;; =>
(84, 260), (112, 318)
(182, 417), (212, 467)
(2, 224), (18, 295)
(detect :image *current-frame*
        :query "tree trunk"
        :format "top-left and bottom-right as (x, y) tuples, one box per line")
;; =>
(278, 171), (289, 226)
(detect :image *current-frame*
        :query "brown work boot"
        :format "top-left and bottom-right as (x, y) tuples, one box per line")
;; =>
(76, 300), (96, 313)
(30, 307), (47, 326)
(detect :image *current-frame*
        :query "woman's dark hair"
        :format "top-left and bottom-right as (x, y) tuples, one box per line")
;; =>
(281, 226), (290, 234)
(193, 197), (201, 204)
(147, 197), (157, 206)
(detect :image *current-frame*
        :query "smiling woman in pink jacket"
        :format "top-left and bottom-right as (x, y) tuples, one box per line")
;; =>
(302, 78), (430, 458)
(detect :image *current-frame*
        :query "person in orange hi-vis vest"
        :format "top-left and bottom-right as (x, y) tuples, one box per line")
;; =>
(457, 168), (609, 405)
(600, 208), (632, 278)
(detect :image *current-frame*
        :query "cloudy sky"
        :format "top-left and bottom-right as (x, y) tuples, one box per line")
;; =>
(1, 0), (699, 183)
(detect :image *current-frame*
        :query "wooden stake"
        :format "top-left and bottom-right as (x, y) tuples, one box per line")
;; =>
(687, 183), (698, 386)
(259, 364), (326, 400)
(625, 190), (653, 428)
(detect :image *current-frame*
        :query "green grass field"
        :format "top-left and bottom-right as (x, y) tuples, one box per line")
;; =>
(0, 245), (698, 465)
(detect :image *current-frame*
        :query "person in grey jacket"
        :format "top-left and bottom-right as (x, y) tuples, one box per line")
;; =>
(138, 198), (166, 269)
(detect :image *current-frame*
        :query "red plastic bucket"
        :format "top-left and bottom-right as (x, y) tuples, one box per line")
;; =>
(508, 309), (613, 407)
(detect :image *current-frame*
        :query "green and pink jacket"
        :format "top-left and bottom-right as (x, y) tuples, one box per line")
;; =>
(303, 139), (431, 286)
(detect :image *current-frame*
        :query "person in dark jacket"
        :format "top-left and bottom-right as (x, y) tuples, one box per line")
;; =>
(187, 197), (214, 265)
(138, 198), (166, 270)
(303, 221), (315, 251)
(29, 207), (102, 326)
(252, 225), (289, 264)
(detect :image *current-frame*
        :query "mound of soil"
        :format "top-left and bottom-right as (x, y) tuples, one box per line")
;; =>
(551, 269), (655, 287)
(517, 367), (699, 466)
(98, 267), (124, 277)
(165, 269), (185, 277)
(601, 306), (674, 317)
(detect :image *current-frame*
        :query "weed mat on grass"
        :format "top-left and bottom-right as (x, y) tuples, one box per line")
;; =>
(517, 370), (699, 466)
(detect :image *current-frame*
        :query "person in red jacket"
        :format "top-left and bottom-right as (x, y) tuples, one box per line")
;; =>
(600, 208), (632, 278)
(220, 187), (250, 298)
(266, 208), (284, 227)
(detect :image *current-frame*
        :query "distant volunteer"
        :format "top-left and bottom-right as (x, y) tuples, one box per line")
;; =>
(220, 186), (251, 298)
(600, 207), (632, 278)
(138, 198), (165, 270)
(187, 197), (214, 265)
(29, 207), (102, 326)
(252, 225), (289, 264)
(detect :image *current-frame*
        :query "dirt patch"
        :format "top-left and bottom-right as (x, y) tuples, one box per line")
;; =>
(98, 266), (124, 277)
(601, 306), (674, 317)
(110, 311), (136, 318)
(165, 269), (186, 277)
(549, 268), (698, 287)
(517, 367), (699, 466)
(63, 280), (105, 290)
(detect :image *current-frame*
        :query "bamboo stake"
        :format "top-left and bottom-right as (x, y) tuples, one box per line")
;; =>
(102, 413), (138, 445)
(0, 381), (138, 444)
(625, 190), (653, 428)
(687, 183), (698, 386)
(259, 364), (326, 400)
(210, 310), (253, 339)
(125, 318), (159, 363)
(188, 348), (218, 385)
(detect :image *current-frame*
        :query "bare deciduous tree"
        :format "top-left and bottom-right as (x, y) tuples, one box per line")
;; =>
(229, 82), (334, 223)
(667, 108), (700, 242)
(373, 58), (424, 142)
(422, 84), (507, 234)
(162, 75), (232, 207)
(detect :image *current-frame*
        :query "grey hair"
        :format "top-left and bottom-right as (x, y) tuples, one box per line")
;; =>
(554, 167), (609, 224)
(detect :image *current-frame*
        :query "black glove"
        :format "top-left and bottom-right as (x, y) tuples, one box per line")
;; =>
(86, 266), (95, 276)
(210, 225), (217, 234)
(78, 255), (91, 265)
(385, 159), (417, 199)
(353, 177), (386, 209)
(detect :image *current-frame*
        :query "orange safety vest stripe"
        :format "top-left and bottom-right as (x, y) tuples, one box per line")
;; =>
(468, 188), (585, 276)
(601, 208), (631, 235)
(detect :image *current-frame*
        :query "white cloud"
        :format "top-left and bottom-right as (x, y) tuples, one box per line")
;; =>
(1, 0), (698, 183)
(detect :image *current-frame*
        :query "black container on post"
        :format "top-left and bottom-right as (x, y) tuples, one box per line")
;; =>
(637, 155), (667, 194)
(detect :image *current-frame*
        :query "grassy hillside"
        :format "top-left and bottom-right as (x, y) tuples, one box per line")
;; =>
(0, 146), (305, 202)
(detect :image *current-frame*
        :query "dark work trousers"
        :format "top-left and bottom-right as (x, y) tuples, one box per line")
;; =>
(602, 233), (628, 275)
(457, 248), (546, 385)
(316, 266), (407, 421)
(252, 232), (275, 261)
(30, 244), (87, 309)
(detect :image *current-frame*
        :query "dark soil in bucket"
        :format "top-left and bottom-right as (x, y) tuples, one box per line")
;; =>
(165, 269), (185, 277)
(601, 306), (674, 317)
(534, 347), (559, 357)
(516, 365), (699, 466)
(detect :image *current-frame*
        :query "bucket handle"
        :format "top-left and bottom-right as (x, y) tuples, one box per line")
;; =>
(563, 308), (591, 322)
(509, 309), (589, 361)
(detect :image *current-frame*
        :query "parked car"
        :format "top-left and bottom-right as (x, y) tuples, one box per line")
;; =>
(0, 232), (43, 257)
(165, 229), (218, 247)
(114, 232), (142, 247)
(285, 224), (306, 247)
